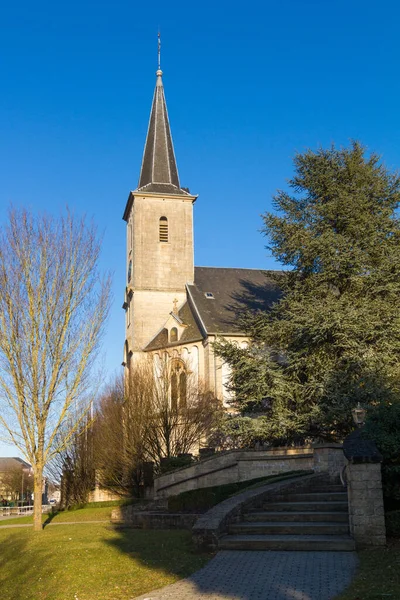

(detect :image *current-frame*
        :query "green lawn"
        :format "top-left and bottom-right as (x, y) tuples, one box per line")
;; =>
(0, 524), (211, 600)
(336, 538), (400, 600)
(0, 505), (113, 526)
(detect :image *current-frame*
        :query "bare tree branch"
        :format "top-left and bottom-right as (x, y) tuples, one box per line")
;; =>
(0, 206), (111, 529)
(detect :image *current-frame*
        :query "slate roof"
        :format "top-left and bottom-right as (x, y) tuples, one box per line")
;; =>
(123, 70), (194, 221)
(0, 457), (32, 472)
(144, 300), (203, 351)
(144, 267), (282, 351)
(137, 70), (191, 197)
(188, 267), (282, 335)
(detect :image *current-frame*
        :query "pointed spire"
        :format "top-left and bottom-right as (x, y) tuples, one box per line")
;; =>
(137, 35), (186, 196)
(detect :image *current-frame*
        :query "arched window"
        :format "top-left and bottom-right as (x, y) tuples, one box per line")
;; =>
(127, 260), (132, 283)
(179, 371), (187, 408)
(170, 359), (187, 411)
(170, 327), (178, 342)
(159, 217), (168, 242)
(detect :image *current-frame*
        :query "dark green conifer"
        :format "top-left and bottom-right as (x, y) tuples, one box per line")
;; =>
(216, 142), (400, 442)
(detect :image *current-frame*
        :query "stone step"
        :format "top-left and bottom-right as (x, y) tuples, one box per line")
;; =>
(280, 492), (348, 502)
(261, 501), (348, 512)
(229, 521), (349, 536)
(308, 485), (346, 493)
(219, 534), (356, 552)
(244, 511), (349, 523)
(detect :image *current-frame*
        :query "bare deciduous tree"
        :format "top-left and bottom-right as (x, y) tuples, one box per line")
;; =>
(146, 356), (222, 463)
(0, 207), (111, 530)
(94, 372), (151, 497)
(94, 357), (222, 495)
(48, 415), (95, 508)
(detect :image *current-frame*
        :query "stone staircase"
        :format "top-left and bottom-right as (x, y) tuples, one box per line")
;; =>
(219, 481), (355, 551)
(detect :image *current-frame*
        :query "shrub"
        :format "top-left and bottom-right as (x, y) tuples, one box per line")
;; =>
(207, 415), (272, 450)
(363, 403), (400, 509)
(159, 455), (194, 474)
(386, 510), (400, 537)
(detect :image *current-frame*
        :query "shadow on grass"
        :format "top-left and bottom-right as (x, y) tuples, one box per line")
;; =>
(105, 525), (211, 579)
(42, 510), (58, 528)
(0, 529), (61, 600)
(105, 525), (358, 600)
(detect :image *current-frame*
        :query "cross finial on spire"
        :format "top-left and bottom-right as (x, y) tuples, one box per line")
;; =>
(158, 31), (161, 71)
(156, 31), (162, 81)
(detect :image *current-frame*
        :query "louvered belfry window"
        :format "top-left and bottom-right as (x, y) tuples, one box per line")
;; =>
(159, 216), (168, 242)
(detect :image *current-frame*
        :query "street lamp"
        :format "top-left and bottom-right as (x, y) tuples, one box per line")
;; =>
(21, 469), (32, 505)
(352, 402), (367, 428)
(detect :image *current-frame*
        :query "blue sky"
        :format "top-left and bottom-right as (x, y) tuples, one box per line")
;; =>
(1, 0), (399, 457)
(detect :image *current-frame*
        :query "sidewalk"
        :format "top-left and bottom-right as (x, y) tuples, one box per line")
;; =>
(134, 550), (358, 600)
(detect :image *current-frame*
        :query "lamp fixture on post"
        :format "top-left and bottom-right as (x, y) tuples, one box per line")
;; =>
(352, 402), (367, 427)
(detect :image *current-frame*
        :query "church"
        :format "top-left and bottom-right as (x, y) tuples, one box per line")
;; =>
(122, 63), (280, 405)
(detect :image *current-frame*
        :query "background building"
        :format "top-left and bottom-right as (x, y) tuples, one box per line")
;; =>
(0, 457), (33, 503)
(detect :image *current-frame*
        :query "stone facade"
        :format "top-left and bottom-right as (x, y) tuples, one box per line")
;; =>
(87, 484), (121, 503)
(125, 193), (196, 356)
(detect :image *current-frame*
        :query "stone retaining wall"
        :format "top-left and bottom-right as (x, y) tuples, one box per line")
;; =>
(313, 444), (345, 476)
(154, 447), (314, 498)
(111, 506), (199, 530)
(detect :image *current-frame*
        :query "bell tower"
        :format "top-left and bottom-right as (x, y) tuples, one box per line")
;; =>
(122, 54), (197, 360)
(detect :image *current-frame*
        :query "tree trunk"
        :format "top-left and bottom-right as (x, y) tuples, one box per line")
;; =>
(33, 467), (43, 531)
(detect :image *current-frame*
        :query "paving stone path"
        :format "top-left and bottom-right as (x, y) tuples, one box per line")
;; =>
(134, 550), (358, 600)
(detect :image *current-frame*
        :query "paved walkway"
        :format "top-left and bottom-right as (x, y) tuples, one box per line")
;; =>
(134, 550), (358, 600)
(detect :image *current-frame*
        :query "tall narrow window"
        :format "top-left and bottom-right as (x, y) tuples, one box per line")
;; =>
(171, 373), (178, 411)
(128, 222), (133, 254)
(179, 371), (187, 409)
(170, 327), (178, 342)
(127, 260), (132, 283)
(159, 216), (168, 242)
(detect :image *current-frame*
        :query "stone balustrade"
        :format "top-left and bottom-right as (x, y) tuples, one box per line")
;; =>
(154, 446), (316, 498)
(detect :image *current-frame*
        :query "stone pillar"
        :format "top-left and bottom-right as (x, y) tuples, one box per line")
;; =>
(346, 461), (386, 547)
(343, 428), (386, 548)
(313, 444), (345, 477)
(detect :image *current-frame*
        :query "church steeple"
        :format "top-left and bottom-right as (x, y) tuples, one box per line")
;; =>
(122, 44), (197, 357)
(137, 64), (186, 196)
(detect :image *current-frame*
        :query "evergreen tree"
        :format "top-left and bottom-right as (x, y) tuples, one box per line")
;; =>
(216, 142), (400, 442)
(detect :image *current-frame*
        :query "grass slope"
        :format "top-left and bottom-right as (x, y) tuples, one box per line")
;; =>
(0, 524), (211, 600)
(335, 539), (400, 599)
(167, 470), (312, 512)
